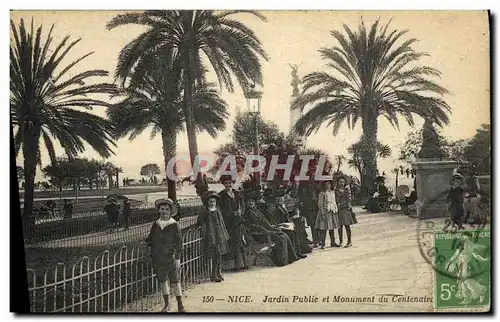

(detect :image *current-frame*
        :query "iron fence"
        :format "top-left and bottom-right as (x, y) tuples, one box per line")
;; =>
(26, 216), (199, 249)
(26, 227), (211, 313)
(31, 197), (204, 223)
(24, 198), (204, 247)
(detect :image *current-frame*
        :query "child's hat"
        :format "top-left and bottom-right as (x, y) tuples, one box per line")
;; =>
(154, 198), (178, 216)
(107, 196), (118, 204)
(203, 190), (220, 202)
(263, 187), (274, 197)
(219, 175), (235, 184)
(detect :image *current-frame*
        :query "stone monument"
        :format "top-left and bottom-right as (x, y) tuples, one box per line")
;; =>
(289, 63), (305, 145)
(411, 118), (458, 219)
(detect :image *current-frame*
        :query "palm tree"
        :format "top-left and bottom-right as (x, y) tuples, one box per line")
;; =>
(334, 155), (346, 173)
(11, 19), (118, 235)
(100, 162), (117, 190)
(292, 19), (450, 190)
(115, 166), (123, 189)
(108, 51), (229, 199)
(107, 10), (268, 195)
(347, 140), (392, 184)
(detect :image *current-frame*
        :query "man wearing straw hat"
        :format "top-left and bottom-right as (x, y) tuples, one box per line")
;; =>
(145, 198), (185, 313)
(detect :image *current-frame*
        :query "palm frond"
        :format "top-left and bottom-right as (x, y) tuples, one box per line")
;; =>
(10, 19), (117, 162)
(296, 19), (450, 144)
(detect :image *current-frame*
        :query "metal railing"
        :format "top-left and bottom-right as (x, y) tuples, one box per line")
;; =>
(26, 216), (199, 249)
(25, 198), (204, 247)
(31, 197), (204, 223)
(26, 227), (211, 313)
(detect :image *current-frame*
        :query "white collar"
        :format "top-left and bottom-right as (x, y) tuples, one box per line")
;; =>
(156, 217), (177, 229)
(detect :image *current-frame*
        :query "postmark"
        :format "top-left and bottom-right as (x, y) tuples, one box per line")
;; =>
(415, 189), (489, 278)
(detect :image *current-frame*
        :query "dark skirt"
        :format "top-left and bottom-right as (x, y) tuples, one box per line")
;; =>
(337, 209), (357, 226)
(229, 227), (249, 268)
(207, 241), (229, 258)
(366, 198), (381, 213)
(291, 217), (313, 253)
(269, 231), (298, 266)
(450, 203), (464, 223)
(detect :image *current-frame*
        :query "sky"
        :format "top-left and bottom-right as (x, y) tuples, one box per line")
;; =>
(11, 10), (490, 183)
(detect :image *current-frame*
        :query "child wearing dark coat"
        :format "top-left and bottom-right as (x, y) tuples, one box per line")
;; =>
(446, 173), (465, 230)
(145, 198), (185, 313)
(197, 190), (230, 282)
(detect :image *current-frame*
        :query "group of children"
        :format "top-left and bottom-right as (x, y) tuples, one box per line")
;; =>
(314, 176), (358, 249)
(103, 196), (131, 231)
(144, 175), (359, 313)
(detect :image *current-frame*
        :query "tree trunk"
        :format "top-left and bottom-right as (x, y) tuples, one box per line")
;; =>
(115, 170), (119, 189)
(355, 164), (363, 183)
(162, 129), (178, 200)
(183, 45), (206, 196)
(108, 175), (113, 190)
(22, 128), (39, 240)
(77, 179), (81, 205)
(361, 109), (378, 192)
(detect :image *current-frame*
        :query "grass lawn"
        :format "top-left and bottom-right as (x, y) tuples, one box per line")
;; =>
(31, 197), (145, 217)
(25, 243), (138, 271)
(20, 186), (168, 200)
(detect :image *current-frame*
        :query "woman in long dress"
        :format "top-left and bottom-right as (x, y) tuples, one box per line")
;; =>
(336, 176), (357, 248)
(244, 190), (300, 266)
(315, 181), (340, 249)
(218, 176), (247, 271)
(446, 235), (489, 305)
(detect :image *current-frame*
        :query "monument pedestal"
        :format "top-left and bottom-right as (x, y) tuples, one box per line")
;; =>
(411, 158), (458, 219)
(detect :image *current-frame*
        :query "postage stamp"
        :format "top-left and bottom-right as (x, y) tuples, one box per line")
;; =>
(433, 230), (491, 309)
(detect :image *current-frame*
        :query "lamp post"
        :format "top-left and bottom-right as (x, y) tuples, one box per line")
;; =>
(244, 83), (263, 187)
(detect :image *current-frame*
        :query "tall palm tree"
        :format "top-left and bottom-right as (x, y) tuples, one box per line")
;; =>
(115, 166), (123, 189)
(107, 10), (268, 195)
(334, 155), (346, 173)
(107, 51), (229, 199)
(10, 19), (118, 235)
(100, 161), (117, 190)
(292, 19), (451, 190)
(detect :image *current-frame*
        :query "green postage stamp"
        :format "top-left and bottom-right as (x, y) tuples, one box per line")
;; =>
(434, 230), (491, 309)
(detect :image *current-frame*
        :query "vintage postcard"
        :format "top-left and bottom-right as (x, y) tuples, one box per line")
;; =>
(11, 10), (491, 313)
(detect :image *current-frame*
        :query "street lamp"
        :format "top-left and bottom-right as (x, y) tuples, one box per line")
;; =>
(244, 83), (263, 186)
